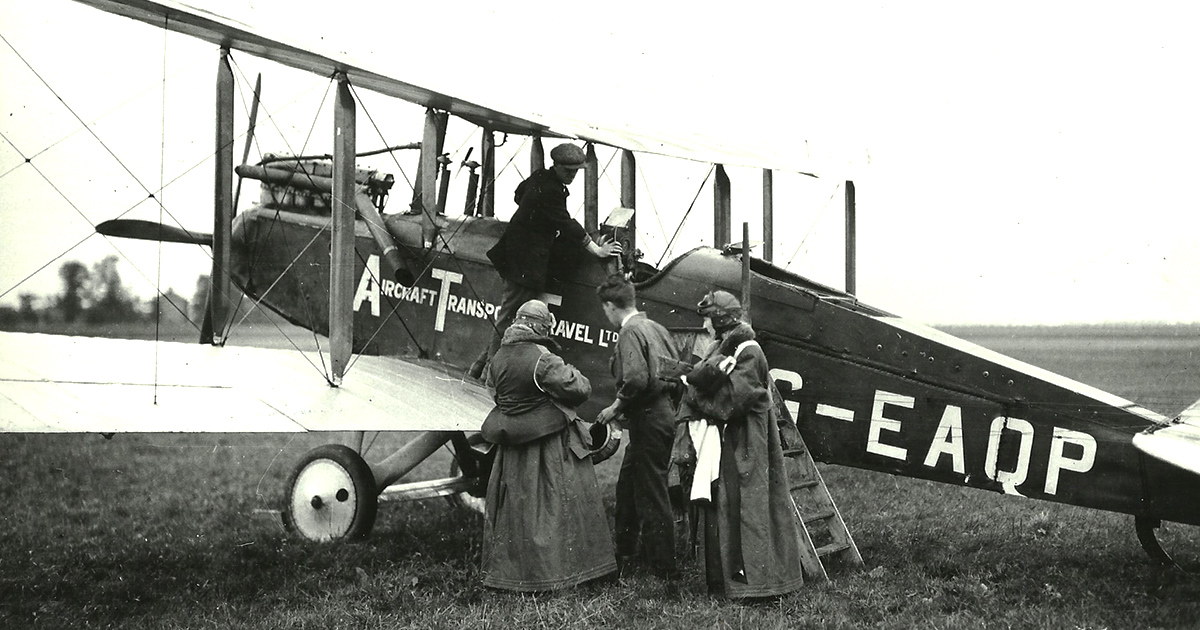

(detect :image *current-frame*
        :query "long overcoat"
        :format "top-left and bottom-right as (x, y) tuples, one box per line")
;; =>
(481, 325), (617, 591)
(679, 323), (805, 598)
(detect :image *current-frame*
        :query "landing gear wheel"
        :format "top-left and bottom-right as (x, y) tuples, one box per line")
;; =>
(283, 444), (377, 542)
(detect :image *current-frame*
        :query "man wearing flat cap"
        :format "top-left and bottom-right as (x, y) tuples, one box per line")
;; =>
(474, 143), (622, 377)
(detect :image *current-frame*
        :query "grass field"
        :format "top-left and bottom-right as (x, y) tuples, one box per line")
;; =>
(2, 324), (1199, 629)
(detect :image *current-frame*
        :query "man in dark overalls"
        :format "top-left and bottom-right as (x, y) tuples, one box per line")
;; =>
(595, 274), (679, 580)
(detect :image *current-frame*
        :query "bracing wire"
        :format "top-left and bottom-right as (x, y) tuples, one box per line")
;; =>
(0, 35), (225, 325)
(344, 86), (505, 370)
(153, 14), (170, 403)
(0, 128), (195, 326)
(0, 51), (207, 183)
(785, 181), (842, 268)
(657, 165), (715, 267)
(218, 67), (335, 379)
(223, 55), (345, 366)
(0, 31), (168, 215)
(6, 35), (339, 383)
(635, 157), (669, 254)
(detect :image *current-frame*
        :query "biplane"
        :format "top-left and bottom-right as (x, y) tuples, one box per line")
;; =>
(2, 0), (1198, 568)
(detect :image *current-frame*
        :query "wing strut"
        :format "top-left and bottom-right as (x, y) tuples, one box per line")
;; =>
(621, 149), (636, 260)
(478, 129), (495, 217)
(845, 180), (857, 295)
(419, 109), (447, 246)
(714, 164), (731, 247)
(329, 73), (356, 385)
(584, 143), (599, 232)
(762, 169), (774, 262)
(209, 47), (235, 345)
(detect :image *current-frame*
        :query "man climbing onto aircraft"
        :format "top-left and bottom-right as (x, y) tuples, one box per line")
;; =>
(469, 143), (622, 378)
(675, 289), (805, 599)
(594, 275), (680, 581)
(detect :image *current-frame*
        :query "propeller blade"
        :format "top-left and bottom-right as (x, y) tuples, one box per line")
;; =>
(456, 146), (474, 174)
(232, 73), (262, 211)
(96, 219), (213, 246)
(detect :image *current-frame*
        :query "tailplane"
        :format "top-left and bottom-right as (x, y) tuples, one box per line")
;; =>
(1133, 398), (1200, 476)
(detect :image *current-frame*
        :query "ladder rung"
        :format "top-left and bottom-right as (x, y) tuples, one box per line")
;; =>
(803, 509), (836, 524)
(816, 541), (851, 557)
(790, 478), (820, 491)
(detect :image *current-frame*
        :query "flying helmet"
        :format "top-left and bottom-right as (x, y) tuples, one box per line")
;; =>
(697, 290), (743, 330)
(589, 421), (621, 464)
(514, 299), (557, 336)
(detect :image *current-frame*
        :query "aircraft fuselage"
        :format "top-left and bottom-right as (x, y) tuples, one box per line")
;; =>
(231, 207), (1200, 528)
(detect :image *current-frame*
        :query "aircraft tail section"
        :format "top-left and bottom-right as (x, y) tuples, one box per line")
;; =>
(1132, 398), (1200, 477)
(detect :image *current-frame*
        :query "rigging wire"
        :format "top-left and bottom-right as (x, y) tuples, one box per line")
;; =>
(153, 14), (169, 404)
(361, 431), (381, 458)
(222, 56), (348, 370)
(0, 226), (98, 302)
(343, 85), (517, 370)
(173, 55), (359, 383)
(0, 132), (192, 328)
(218, 68), (335, 379)
(635, 157), (670, 258)
(571, 146), (619, 223)
(494, 136), (531, 184)
(344, 84), (442, 356)
(0, 36), (238, 322)
(785, 181), (842, 269)
(656, 165), (715, 267)
(254, 79), (335, 361)
(301, 83), (488, 370)
(6, 44), (346, 385)
(0, 31), (169, 216)
(223, 222), (344, 379)
(412, 144), (562, 355)
(0, 50), (207, 183)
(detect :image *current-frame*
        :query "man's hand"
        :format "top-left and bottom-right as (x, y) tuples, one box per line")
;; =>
(596, 401), (622, 425)
(591, 233), (624, 258)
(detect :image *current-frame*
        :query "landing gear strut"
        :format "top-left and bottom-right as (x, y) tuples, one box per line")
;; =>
(282, 433), (493, 542)
(1136, 516), (1199, 573)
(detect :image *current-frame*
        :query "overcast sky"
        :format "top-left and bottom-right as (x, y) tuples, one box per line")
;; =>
(2, 0), (1199, 325)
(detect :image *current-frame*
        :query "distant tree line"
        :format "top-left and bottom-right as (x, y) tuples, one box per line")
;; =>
(0, 255), (208, 329)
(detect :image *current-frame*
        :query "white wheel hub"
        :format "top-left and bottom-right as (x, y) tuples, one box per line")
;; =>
(288, 459), (360, 542)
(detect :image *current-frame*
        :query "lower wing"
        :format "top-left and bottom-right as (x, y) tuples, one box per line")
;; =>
(0, 332), (490, 433)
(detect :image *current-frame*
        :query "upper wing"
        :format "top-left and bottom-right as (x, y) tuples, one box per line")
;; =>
(70, 0), (819, 175)
(0, 332), (490, 433)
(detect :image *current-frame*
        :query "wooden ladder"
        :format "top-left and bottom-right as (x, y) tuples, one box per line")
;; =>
(771, 382), (864, 582)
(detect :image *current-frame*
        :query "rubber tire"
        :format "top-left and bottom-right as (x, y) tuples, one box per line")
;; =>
(282, 444), (378, 542)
